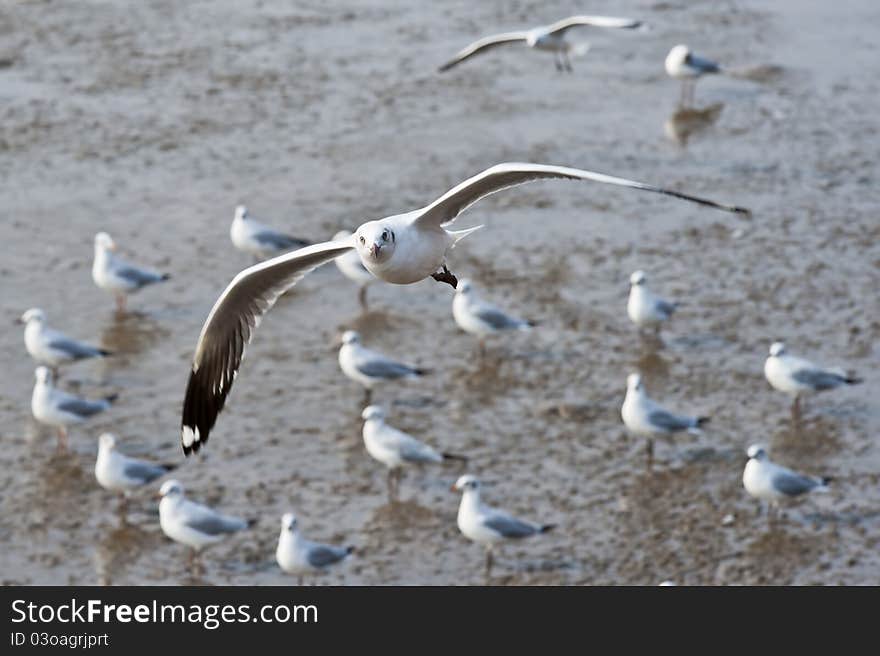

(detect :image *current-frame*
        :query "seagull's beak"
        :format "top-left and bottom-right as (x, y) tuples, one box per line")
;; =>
(154, 492), (164, 500)
(13, 317), (24, 325)
(369, 243), (381, 258)
(450, 484), (458, 492)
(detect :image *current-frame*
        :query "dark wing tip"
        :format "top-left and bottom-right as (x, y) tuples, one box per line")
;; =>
(98, 349), (113, 357)
(181, 364), (230, 457)
(345, 545), (356, 556)
(820, 477), (833, 486)
(104, 394), (119, 404)
(441, 452), (468, 462)
(161, 273), (171, 281)
(539, 524), (556, 534)
(696, 416), (711, 427)
(414, 367), (432, 376)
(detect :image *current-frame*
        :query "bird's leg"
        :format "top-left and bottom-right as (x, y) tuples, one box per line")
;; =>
(115, 294), (127, 313)
(679, 81), (687, 108)
(56, 427), (69, 452)
(362, 387), (373, 406)
(386, 469), (395, 501)
(687, 81), (695, 107)
(646, 438), (654, 467)
(563, 51), (573, 72)
(430, 265), (458, 288)
(791, 395), (802, 419)
(297, 576), (304, 586)
(554, 52), (563, 72)
(484, 547), (494, 577)
(478, 338), (486, 360)
(117, 493), (129, 518)
(358, 285), (368, 311)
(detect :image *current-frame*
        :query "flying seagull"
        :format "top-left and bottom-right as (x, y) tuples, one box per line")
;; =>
(764, 342), (861, 414)
(665, 44), (723, 107)
(180, 161), (749, 455)
(92, 232), (170, 312)
(452, 474), (555, 576)
(18, 307), (111, 376)
(439, 15), (644, 73)
(275, 512), (354, 585)
(230, 205), (310, 261)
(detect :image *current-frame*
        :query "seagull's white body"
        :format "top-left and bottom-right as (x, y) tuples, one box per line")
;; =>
(621, 374), (705, 437)
(230, 205), (307, 259)
(743, 446), (829, 504)
(275, 514), (352, 578)
(158, 483), (248, 551)
(180, 162), (747, 454)
(21, 309), (107, 368)
(626, 272), (675, 328)
(362, 409), (443, 471)
(31, 367), (113, 431)
(94, 433), (171, 494)
(763, 343), (858, 398)
(452, 280), (531, 338)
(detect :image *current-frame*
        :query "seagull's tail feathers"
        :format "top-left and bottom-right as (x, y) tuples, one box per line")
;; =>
(539, 524), (556, 534)
(816, 477), (833, 491)
(160, 273), (171, 282)
(412, 367), (432, 377)
(98, 349), (114, 357)
(246, 518), (259, 529)
(104, 394), (119, 405)
(844, 374), (863, 385)
(344, 545), (356, 557)
(441, 452), (468, 463)
(448, 224), (484, 248)
(687, 416), (710, 435)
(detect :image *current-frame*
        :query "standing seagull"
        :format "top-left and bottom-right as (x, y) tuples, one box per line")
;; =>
(338, 331), (429, 404)
(333, 230), (376, 310)
(452, 279), (533, 354)
(621, 373), (709, 461)
(95, 433), (176, 512)
(439, 15), (644, 73)
(179, 161), (748, 455)
(665, 44), (722, 107)
(31, 367), (117, 450)
(92, 232), (170, 312)
(452, 475), (555, 576)
(361, 405), (466, 499)
(158, 480), (252, 575)
(743, 444), (830, 519)
(230, 205), (310, 262)
(18, 308), (111, 376)
(764, 342), (861, 414)
(275, 512), (354, 585)
(626, 270), (677, 335)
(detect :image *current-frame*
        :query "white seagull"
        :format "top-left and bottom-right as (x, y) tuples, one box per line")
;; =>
(95, 433), (176, 510)
(439, 15), (645, 73)
(333, 229), (377, 310)
(626, 270), (677, 334)
(742, 444), (830, 516)
(452, 474), (555, 575)
(31, 366), (117, 449)
(179, 161), (748, 455)
(621, 373), (709, 460)
(92, 232), (170, 312)
(665, 44), (723, 107)
(452, 278), (533, 353)
(158, 479), (252, 573)
(230, 205), (310, 261)
(18, 308), (111, 375)
(764, 342), (861, 413)
(361, 405), (466, 498)
(275, 512), (354, 585)
(338, 331), (429, 404)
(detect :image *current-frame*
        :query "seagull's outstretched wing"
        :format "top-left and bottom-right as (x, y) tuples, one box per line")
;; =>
(414, 162), (750, 228)
(544, 15), (643, 37)
(181, 239), (355, 455)
(438, 31), (529, 72)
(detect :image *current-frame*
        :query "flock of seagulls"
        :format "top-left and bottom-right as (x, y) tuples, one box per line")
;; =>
(15, 9), (865, 584)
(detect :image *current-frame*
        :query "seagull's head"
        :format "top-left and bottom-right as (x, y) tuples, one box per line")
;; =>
(355, 221), (396, 264)
(19, 308), (45, 325)
(630, 270), (647, 287)
(234, 205), (249, 221)
(341, 330), (360, 346)
(361, 405), (385, 422)
(456, 279), (473, 296)
(746, 444), (768, 461)
(769, 342), (786, 357)
(94, 232), (117, 252)
(452, 474), (480, 493)
(666, 44), (690, 71)
(158, 480), (184, 499)
(281, 512), (298, 533)
(98, 432), (117, 451)
(34, 366), (52, 385)
(626, 372), (644, 393)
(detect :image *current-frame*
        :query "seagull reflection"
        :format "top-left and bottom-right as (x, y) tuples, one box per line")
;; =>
(664, 103), (724, 146)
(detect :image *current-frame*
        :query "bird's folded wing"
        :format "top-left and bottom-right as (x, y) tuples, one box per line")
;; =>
(772, 470), (819, 496)
(184, 507), (245, 535)
(791, 367), (846, 390)
(545, 15), (643, 36)
(413, 162), (750, 228)
(122, 459), (168, 483)
(116, 263), (164, 286)
(647, 408), (693, 432)
(47, 336), (101, 358)
(484, 512), (538, 538)
(57, 397), (106, 417)
(307, 544), (349, 568)
(181, 239), (355, 455)
(438, 31), (529, 72)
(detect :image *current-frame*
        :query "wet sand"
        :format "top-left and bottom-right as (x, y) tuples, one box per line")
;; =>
(0, 0), (878, 585)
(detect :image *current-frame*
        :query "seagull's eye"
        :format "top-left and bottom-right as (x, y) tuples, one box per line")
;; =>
(381, 230), (389, 241)
(359, 235), (365, 245)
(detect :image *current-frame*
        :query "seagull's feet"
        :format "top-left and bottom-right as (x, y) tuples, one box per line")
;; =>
(362, 388), (373, 406)
(645, 439), (654, 469)
(358, 286), (369, 312)
(430, 265), (458, 288)
(56, 428), (69, 453)
(484, 549), (494, 578)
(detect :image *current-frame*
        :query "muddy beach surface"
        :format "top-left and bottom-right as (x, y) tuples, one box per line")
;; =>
(0, 0), (878, 585)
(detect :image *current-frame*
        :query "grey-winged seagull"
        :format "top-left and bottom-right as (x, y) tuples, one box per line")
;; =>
(743, 444), (830, 519)
(338, 331), (429, 405)
(439, 15), (645, 73)
(275, 512), (354, 585)
(665, 45), (723, 106)
(95, 433), (176, 511)
(452, 278), (533, 354)
(18, 308), (111, 375)
(92, 232), (170, 312)
(230, 205), (310, 261)
(453, 474), (555, 575)
(764, 342), (861, 413)
(627, 270), (677, 334)
(179, 161), (749, 454)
